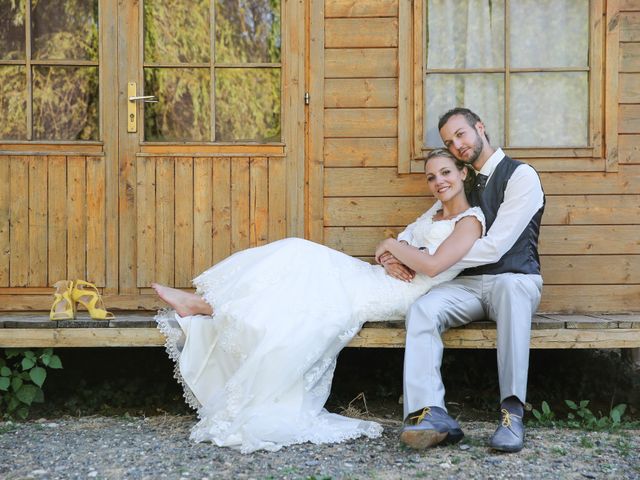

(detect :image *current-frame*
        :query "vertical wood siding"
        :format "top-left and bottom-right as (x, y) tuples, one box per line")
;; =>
(0, 155), (107, 288)
(134, 156), (287, 288)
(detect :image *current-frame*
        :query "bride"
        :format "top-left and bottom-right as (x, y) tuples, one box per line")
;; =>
(153, 148), (485, 453)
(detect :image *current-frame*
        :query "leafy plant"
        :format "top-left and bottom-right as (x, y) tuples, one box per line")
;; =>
(531, 400), (556, 426)
(0, 348), (63, 419)
(565, 399), (627, 430)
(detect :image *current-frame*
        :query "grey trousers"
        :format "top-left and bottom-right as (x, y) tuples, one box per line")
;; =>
(403, 273), (543, 418)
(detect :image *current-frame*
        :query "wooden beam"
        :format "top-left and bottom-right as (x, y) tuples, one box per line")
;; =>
(1, 326), (639, 349)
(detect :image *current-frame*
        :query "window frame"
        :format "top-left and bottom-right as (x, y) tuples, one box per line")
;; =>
(399, 0), (605, 173)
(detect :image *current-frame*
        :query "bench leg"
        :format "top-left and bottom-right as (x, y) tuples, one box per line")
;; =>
(622, 348), (640, 369)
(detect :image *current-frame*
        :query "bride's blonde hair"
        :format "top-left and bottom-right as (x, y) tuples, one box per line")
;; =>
(424, 148), (476, 195)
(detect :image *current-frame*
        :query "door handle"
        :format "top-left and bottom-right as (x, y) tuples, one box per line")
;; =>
(127, 82), (157, 133)
(128, 95), (158, 103)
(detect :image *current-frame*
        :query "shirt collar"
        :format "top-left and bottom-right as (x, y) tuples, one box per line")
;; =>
(477, 148), (505, 179)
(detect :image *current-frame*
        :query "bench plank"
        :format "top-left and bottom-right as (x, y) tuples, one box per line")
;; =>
(0, 312), (639, 349)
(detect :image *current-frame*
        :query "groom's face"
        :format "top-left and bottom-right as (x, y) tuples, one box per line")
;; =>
(439, 115), (484, 166)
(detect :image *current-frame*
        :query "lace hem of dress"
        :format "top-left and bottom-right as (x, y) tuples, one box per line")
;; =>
(190, 412), (383, 454)
(155, 308), (201, 411)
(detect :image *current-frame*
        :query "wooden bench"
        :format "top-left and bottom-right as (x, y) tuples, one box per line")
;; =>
(1, 312), (639, 352)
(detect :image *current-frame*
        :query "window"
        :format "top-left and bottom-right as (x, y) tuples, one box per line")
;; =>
(403, 0), (604, 172)
(0, 0), (99, 141)
(143, 0), (282, 143)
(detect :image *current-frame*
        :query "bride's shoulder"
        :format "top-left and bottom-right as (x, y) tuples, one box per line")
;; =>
(454, 207), (486, 233)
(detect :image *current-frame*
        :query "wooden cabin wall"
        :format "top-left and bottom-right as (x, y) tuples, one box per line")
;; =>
(319, 0), (640, 313)
(0, 153), (287, 310)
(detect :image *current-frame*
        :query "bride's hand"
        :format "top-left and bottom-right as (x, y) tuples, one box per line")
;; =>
(375, 238), (394, 264)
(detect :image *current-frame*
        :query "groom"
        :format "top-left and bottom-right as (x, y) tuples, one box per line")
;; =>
(386, 107), (544, 452)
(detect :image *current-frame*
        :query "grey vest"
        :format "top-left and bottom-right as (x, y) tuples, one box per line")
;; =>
(461, 156), (544, 276)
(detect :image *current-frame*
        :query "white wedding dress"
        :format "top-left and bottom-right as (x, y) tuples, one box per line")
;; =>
(156, 206), (484, 453)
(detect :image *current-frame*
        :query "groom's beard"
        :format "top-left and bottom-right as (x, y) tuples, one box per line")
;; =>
(460, 129), (484, 165)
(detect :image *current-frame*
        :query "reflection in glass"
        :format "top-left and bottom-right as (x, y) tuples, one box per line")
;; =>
(33, 66), (99, 140)
(144, 68), (211, 141)
(0, 67), (27, 139)
(144, 0), (210, 63)
(0, 0), (25, 60)
(215, 0), (281, 63)
(510, 72), (588, 147)
(426, 0), (504, 69)
(510, 0), (588, 68)
(216, 68), (280, 142)
(31, 0), (98, 60)
(424, 74), (504, 147)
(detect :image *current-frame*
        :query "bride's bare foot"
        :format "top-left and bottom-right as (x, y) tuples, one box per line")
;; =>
(151, 283), (213, 317)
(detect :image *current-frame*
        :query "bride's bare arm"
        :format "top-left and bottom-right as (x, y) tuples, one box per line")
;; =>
(374, 216), (482, 277)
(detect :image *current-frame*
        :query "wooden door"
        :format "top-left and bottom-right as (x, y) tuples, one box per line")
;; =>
(0, 0), (304, 311)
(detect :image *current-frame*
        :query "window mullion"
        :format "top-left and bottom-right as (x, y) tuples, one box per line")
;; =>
(26, 0), (33, 140)
(504, 0), (510, 148)
(210, 0), (216, 142)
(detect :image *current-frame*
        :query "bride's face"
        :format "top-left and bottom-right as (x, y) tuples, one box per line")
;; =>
(424, 156), (467, 202)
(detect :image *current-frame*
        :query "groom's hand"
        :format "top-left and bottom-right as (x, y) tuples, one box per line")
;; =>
(380, 253), (415, 282)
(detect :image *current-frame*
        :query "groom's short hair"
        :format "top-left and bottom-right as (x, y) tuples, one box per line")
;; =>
(438, 107), (490, 143)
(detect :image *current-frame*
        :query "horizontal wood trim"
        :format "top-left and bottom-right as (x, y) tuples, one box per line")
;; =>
(412, 157), (607, 173)
(540, 285), (640, 312)
(620, 11), (640, 41)
(324, 168), (640, 197)
(620, 42), (640, 71)
(323, 225), (640, 256)
(0, 143), (103, 153)
(325, 18), (398, 48)
(1, 326), (638, 349)
(619, 134), (640, 163)
(620, 0), (640, 11)
(325, 48), (398, 78)
(325, 0), (397, 18)
(324, 109), (397, 137)
(325, 78), (398, 108)
(324, 138), (397, 167)
(619, 104), (640, 133)
(139, 145), (285, 155)
(350, 255), (640, 286)
(324, 195), (640, 226)
(620, 73), (640, 102)
(540, 255), (640, 285)
(0, 294), (163, 311)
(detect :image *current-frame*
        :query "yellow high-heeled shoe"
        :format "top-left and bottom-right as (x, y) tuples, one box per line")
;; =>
(50, 280), (76, 320)
(71, 280), (115, 320)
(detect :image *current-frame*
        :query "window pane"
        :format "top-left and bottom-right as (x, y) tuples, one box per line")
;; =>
(144, 0), (210, 63)
(0, 66), (27, 139)
(144, 68), (211, 141)
(33, 66), (99, 140)
(0, 0), (25, 60)
(510, 0), (588, 68)
(424, 73), (504, 147)
(509, 72), (588, 147)
(31, 0), (98, 61)
(215, 0), (281, 63)
(426, 0), (504, 69)
(215, 68), (280, 142)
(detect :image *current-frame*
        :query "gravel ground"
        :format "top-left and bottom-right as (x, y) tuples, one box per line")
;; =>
(0, 415), (638, 479)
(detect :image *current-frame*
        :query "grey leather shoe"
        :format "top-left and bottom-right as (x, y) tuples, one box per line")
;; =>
(489, 409), (525, 452)
(400, 406), (464, 449)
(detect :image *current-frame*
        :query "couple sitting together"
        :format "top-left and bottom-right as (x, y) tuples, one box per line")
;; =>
(153, 107), (545, 454)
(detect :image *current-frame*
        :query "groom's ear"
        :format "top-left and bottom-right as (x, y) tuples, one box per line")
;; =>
(475, 121), (487, 140)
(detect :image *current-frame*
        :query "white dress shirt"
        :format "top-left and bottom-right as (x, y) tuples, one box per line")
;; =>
(397, 148), (544, 270)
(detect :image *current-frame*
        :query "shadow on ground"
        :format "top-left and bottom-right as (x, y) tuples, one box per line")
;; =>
(29, 346), (640, 422)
